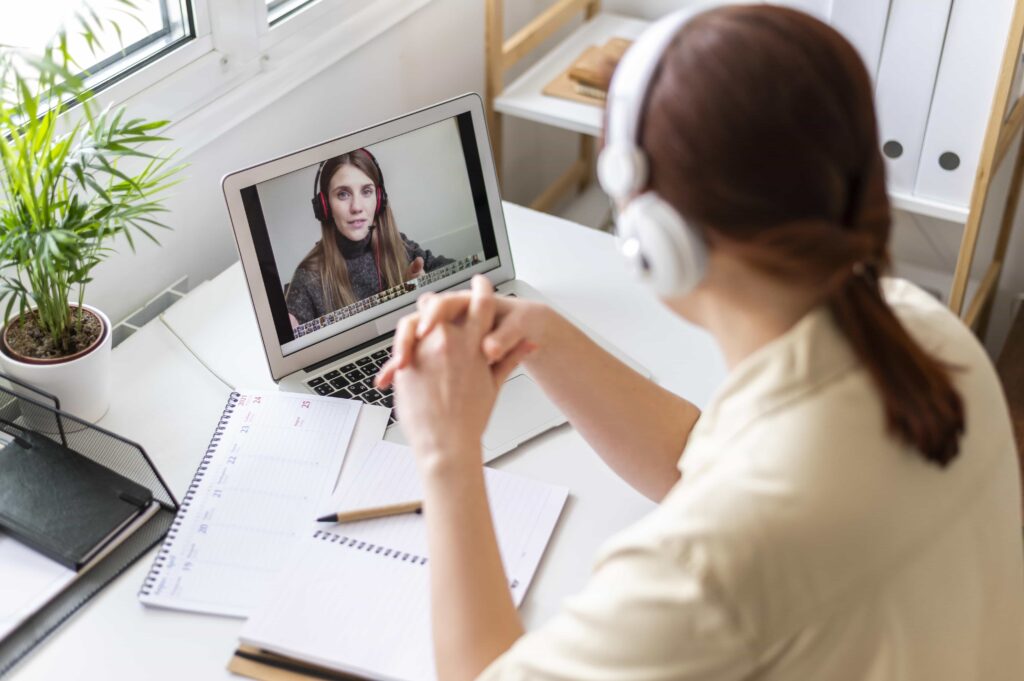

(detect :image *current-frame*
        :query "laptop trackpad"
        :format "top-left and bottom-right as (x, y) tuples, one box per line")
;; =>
(482, 375), (561, 451)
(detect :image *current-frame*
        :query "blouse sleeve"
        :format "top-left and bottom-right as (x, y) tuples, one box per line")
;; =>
(476, 537), (755, 681)
(401, 233), (454, 272)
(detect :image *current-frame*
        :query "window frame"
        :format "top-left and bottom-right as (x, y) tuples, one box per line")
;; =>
(74, 0), (434, 157)
(76, 0), (195, 92)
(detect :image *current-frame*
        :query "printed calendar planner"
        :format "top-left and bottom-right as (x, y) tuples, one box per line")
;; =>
(138, 390), (361, 617)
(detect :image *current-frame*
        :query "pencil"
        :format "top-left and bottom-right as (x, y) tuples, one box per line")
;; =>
(316, 500), (423, 524)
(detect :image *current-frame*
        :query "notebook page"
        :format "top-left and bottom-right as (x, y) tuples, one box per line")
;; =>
(139, 390), (361, 617)
(0, 533), (74, 640)
(242, 533), (435, 681)
(243, 447), (568, 680)
(324, 440), (569, 604)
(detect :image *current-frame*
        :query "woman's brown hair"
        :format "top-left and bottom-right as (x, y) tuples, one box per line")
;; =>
(296, 151), (410, 309)
(642, 5), (963, 465)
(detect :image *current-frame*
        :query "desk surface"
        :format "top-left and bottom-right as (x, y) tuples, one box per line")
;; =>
(11, 203), (726, 680)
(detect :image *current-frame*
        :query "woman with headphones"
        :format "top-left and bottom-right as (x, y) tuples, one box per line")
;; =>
(378, 5), (1023, 681)
(285, 149), (453, 327)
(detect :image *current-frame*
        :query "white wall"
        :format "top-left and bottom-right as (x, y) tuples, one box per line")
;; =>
(257, 118), (481, 284)
(86, 0), (485, 325)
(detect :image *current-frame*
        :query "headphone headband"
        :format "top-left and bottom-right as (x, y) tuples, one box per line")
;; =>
(598, 6), (713, 300)
(599, 7), (705, 200)
(311, 148), (388, 223)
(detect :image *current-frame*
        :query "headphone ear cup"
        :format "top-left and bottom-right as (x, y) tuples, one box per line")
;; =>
(598, 144), (649, 200)
(311, 193), (326, 222)
(617, 193), (707, 297)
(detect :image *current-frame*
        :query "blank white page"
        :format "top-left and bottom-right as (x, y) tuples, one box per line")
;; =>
(243, 533), (434, 681)
(242, 442), (568, 680)
(138, 390), (360, 617)
(0, 533), (74, 640)
(326, 441), (568, 604)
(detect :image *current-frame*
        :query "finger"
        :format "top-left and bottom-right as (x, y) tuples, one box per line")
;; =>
(408, 257), (425, 278)
(491, 340), (537, 386)
(466, 275), (496, 339)
(416, 291), (473, 337)
(481, 321), (527, 363)
(416, 291), (435, 314)
(377, 314), (419, 387)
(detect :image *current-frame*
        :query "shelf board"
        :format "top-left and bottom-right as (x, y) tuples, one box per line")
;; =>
(888, 190), (970, 223)
(494, 12), (650, 137)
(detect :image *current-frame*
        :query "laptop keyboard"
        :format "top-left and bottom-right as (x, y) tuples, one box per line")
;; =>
(306, 347), (397, 425)
(303, 292), (518, 424)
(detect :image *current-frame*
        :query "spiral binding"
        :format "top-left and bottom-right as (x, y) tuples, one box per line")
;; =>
(139, 392), (241, 596)
(313, 529), (428, 565)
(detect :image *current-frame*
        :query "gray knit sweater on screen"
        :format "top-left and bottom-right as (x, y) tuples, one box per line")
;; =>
(285, 230), (453, 324)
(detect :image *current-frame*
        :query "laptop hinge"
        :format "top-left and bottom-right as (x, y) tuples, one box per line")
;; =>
(303, 329), (397, 373)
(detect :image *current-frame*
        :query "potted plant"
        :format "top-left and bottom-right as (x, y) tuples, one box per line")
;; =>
(0, 9), (180, 423)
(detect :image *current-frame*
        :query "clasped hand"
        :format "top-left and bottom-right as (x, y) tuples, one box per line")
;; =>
(376, 275), (540, 470)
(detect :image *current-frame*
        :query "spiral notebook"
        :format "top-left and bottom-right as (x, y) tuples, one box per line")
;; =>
(138, 390), (363, 617)
(234, 441), (569, 681)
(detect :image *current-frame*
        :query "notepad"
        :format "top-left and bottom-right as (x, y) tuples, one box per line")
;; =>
(138, 390), (367, 617)
(0, 431), (153, 570)
(237, 441), (568, 681)
(1, 500), (160, 640)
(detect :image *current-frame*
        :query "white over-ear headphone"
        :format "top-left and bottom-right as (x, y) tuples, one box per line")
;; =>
(598, 7), (710, 298)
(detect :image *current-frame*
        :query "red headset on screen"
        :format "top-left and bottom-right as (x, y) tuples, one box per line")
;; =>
(310, 148), (390, 291)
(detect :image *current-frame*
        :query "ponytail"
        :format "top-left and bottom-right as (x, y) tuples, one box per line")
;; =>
(828, 267), (964, 466)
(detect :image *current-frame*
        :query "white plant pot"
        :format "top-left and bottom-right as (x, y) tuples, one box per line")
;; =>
(0, 304), (112, 426)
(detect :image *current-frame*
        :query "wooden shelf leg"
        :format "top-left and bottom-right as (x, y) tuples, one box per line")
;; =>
(976, 130), (1024, 336)
(485, 0), (504, 185)
(490, 113), (504, 186)
(531, 159), (589, 213)
(578, 134), (595, 193)
(949, 0), (1024, 319)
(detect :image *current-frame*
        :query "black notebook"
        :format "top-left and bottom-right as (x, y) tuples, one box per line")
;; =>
(0, 431), (153, 570)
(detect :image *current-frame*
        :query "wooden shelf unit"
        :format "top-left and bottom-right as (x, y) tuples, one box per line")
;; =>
(949, 0), (1024, 333)
(486, 1), (650, 212)
(484, 1), (1024, 334)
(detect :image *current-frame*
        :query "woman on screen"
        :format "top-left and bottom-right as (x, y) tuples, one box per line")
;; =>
(376, 5), (1024, 681)
(285, 149), (453, 326)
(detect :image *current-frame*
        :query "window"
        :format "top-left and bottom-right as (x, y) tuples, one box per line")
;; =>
(0, 0), (435, 157)
(0, 0), (193, 93)
(266, 0), (318, 26)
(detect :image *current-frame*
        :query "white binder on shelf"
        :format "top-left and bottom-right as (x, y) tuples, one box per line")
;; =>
(873, 0), (953, 196)
(829, 0), (892, 81)
(914, 0), (1017, 207)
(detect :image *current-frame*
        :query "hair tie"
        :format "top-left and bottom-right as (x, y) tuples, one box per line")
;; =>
(851, 257), (881, 282)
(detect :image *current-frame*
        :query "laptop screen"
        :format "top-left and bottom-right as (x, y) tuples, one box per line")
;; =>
(237, 112), (501, 357)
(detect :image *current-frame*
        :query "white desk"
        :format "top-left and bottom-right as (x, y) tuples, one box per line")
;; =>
(10, 203), (726, 679)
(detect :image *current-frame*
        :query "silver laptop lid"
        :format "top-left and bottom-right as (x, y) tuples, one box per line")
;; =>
(222, 94), (515, 381)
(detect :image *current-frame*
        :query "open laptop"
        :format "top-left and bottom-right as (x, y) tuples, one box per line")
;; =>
(222, 93), (645, 462)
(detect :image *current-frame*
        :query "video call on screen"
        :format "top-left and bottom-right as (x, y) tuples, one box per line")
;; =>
(239, 112), (499, 355)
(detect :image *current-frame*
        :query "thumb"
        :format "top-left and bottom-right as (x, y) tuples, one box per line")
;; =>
(491, 340), (537, 386)
(405, 257), (425, 280)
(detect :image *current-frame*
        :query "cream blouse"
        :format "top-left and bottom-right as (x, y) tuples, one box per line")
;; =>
(479, 278), (1024, 681)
